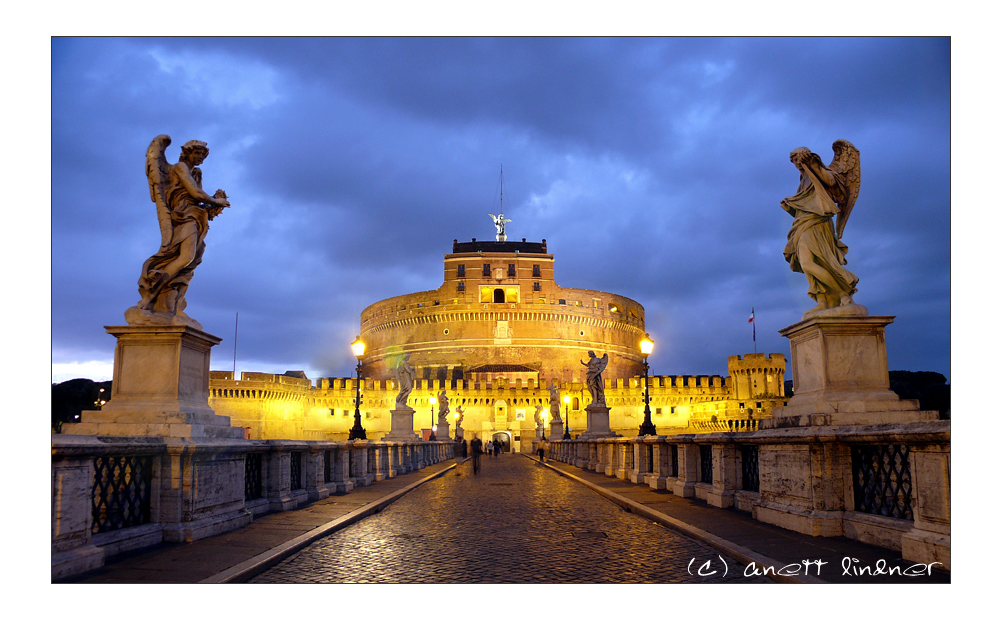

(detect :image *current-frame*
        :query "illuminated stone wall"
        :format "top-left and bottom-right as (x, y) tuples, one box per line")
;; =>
(359, 239), (647, 384)
(209, 361), (787, 443)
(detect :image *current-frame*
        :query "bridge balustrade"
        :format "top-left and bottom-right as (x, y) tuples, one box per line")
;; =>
(545, 421), (949, 569)
(52, 436), (455, 581)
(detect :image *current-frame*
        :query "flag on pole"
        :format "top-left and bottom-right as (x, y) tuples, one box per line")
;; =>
(749, 308), (756, 354)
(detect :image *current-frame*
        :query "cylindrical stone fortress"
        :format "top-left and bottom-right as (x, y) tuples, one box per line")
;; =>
(360, 239), (647, 384)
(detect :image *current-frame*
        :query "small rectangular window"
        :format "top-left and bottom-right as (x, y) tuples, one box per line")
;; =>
(559, 299), (566, 305)
(458, 282), (465, 291)
(533, 282), (540, 291)
(483, 264), (491, 276)
(532, 264), (541, 277)
(508, 264), (516, 277)
(457, 264), (465, 277)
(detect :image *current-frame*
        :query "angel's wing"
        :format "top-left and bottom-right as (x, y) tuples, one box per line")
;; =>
(145, 135), (173, 250)
(597, 353), (609, 372)
(830, 139), (860, 239)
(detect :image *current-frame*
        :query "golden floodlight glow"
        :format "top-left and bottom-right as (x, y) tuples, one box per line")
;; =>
(563, 395), (571, 404)
(640, 333), (654, 356)
(429, 396), (437, 406)
(453, 412), (460, 420)
(351, 336), (365, 358)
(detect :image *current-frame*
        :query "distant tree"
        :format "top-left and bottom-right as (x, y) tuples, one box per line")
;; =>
(889, 371), (950, 419)
(52, 378), (112, 432)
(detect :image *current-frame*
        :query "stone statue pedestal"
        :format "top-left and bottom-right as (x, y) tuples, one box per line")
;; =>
(63, 325), (243, 439)
(764, 315), (938, 428)
(436, 421), (451, 441)
(579, 404), (618, 439)
(549, 420), (564, 439)
(383, 407), (420, 441)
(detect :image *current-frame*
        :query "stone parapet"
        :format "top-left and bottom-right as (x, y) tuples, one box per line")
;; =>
(547, 418), (950, 570)
(51, 435), (454, 580)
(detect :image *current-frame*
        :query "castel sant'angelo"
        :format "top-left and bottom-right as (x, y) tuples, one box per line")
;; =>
(209, 217), (786, 450)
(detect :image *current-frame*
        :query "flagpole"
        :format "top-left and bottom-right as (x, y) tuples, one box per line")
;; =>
(750, 307), (756, 354)
(233, 311), (239, 377)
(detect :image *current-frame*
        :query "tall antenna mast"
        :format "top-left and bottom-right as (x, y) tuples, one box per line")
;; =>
(489, 165), (511, 242)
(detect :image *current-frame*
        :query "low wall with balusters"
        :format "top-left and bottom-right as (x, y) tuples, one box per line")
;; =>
(51, 435), (455, 580)
(546, 420), (950, 570)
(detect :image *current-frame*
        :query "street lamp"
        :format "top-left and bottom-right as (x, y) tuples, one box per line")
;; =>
(429, 396), (437, 441)
(563, 395), (572, 439)
(540, 408), (548, 440)
(638, 333), (657, 436)
(348, 336), (367, 440)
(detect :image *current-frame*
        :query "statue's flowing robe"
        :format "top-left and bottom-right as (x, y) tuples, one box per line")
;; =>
(782, 166), (859, 301)
(138, 164), (211, 312)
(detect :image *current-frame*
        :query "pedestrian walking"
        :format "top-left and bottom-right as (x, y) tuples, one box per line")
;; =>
(470, 434), (483, 474)
(486, 440), (494, 458)
(537, 437), (547, 462)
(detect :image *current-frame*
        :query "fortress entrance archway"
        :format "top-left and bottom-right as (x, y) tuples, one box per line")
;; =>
(492, 431), (511, 453)
(493, 288), (505, 303)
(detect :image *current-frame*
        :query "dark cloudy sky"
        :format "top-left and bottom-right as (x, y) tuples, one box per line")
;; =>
(49, 36), (951, 384)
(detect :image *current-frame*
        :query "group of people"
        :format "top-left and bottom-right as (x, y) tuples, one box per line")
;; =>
(466, 433), (505, 475)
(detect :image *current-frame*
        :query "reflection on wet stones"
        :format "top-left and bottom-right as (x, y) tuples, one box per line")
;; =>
(252, 455), (771, 584)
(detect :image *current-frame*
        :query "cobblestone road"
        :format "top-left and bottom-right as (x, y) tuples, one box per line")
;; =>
(252, 454), (771, 584)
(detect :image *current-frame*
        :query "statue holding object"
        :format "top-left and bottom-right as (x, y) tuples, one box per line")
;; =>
(582, 351), (609, 407)
(127, 135), (231, 328)
(394, 354), (416, 410)
(781, 140), (865, 319)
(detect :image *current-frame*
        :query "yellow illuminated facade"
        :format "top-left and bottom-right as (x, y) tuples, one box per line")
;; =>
(208, 238), (785, 446)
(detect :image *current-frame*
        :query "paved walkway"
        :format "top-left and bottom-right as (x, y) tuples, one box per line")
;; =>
(252, 452), (769, 584)
(61, 460), (459, 584)
(533, 455), (950, 584)
(60, 452), (950, 584)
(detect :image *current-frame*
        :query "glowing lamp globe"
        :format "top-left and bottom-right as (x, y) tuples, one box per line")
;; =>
(640, 334), (654, 357)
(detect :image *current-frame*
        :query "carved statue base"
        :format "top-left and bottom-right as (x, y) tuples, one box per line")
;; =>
(125, 305), (204, 331)
(549, 420), (564, 439)
(383, 407), (420, 441)
(436, 421), (451, 441)
(62, 325), (244, 438)
(764, 315), (939, 428)
(579, 404), (618, 439)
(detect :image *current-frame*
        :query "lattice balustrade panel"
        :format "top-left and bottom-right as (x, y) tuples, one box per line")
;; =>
(290, 452), (303, 490)
(92, 455), (153, 534)
(740, 444), (760, 493)
(699, 445), (713, 484)
(851, 444), (913, 520)
(245, 453), (263, 501)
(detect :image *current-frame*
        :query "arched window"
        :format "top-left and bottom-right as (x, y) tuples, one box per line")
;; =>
(493, 288), (505, 303)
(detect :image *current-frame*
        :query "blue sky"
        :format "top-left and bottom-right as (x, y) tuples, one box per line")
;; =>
(48, 36), (952, 385)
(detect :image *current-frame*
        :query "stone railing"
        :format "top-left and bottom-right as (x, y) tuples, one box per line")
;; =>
(547, 420), (950, 570)
(52, 435), (455, 580)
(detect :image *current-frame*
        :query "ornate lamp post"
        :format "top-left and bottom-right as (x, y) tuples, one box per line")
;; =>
(429, 396), (437, 441)
(563, 395), (572, 439)
(638, 333), (657, 436)
(348, 336), (367, 440)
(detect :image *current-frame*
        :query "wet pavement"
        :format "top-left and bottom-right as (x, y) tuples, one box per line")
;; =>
(251, 452), (770, 584)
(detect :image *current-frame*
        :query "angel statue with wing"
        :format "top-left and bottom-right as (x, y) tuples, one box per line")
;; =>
(489, 212), (511, 242)
(127, 135), (230, 327)
(581, 351), (610, 407)
(780, 140), (864, 319)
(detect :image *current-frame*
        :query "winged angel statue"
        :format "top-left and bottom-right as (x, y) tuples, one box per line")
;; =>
(126, 135), (230, 327)
(780, 140), (864, 319)
(581, 351), (610, 407)
(489, 212), (511, 241)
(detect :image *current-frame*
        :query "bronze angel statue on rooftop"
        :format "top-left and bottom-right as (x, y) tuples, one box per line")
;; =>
(781, 140), (866, 319)
(126, 135), (230, 328)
